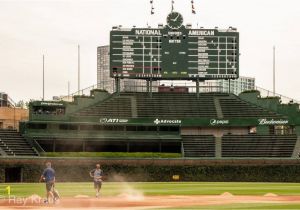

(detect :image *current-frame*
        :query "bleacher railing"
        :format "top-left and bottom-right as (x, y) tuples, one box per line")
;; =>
(58, 80), (300, 106)
(255, 86), (300, 104)
(59, 80), (227, 102)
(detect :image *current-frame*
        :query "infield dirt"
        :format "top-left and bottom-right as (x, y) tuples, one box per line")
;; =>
(1, 194), (300, 210)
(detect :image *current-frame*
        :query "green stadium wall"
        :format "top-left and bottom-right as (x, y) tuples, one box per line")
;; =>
(2, 158), (300, 183)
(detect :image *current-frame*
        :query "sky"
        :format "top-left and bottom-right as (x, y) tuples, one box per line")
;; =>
(1, 0), (300, 102)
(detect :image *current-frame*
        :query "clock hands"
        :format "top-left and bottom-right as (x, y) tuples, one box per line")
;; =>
(171, 14), (179, 21)
(167, 12), (183, 29)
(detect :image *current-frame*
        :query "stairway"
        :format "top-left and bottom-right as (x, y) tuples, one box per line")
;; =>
(0, 129), (38, 156)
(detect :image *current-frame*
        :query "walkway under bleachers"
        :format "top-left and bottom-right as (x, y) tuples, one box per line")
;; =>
(222, 134), (297, 157)
(182, 135), (215, 157)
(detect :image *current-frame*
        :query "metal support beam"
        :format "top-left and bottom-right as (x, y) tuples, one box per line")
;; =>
(82, 141), (85, 152)
(115, 77), (120, 96)
(196, 78), (200, 98)
(215, 137), (222, 158)
(149, 78), (153, 98)
(181, 141), (185, 157)
(146, 80), (150, 92)
(53, 139), (56, 152)
(127, 142), (130, 152)
(159, 141), (162, 153)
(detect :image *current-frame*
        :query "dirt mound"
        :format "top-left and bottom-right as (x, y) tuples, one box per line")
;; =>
(264, 193), (278, 197)
(220, 192), (234, 197)
(74, 195), (90, 198)
(115, 180), (145, 201)
(117, 192), (145, 201)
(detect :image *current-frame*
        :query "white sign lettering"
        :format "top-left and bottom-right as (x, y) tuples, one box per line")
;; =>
(135, 30), (161, 36)
(258, 119), (289, 125)
(154, 119), (181, 125)
(40, 102), (64, 106)
(188, 30), (215, 36)
(210, 119), (229, 126)
(100, 118), (128, 123)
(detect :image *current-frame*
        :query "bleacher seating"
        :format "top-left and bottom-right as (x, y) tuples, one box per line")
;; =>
(219, 95), (280, 118)
(102, 92), (229, 118)
(25, 90), (300, 158)
(74, 95), (132, 117)
(222, 134), (297, 157)
(73, 92), (225, 118)
(134, 92), (223, 118)
(0, 129), (38, 156)
(72, 92), (283, 119)
(182, 135), (215, 157)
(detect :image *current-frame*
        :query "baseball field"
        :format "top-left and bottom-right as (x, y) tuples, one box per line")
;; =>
(1, 182), (300, 209)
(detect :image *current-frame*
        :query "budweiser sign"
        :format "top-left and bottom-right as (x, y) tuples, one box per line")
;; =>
(258, 118), (288, 125)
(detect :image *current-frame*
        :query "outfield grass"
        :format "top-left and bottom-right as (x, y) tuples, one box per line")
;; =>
(1, 182), (300, 209)
(1, 182), (300, 198)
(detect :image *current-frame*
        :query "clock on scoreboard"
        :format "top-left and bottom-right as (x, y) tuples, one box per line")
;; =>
(110, 11), (239, 80)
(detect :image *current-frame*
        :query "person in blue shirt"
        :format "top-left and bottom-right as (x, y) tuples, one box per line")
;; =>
(39, 161), (56, 203)
(89, 164), (103, 198)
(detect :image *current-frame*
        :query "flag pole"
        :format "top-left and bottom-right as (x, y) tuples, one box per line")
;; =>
(42, 54), (45, 101)
(78, 45), (80, 94)
(273, 46), (275, 96)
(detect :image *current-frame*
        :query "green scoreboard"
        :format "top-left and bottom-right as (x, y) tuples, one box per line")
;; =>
(110, 12), (239, 80)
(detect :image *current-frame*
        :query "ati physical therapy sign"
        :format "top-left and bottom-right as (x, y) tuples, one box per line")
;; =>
(99, 118), (182, 125)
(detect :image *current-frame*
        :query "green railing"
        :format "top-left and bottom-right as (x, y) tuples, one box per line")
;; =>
(56, 80), (300, 107)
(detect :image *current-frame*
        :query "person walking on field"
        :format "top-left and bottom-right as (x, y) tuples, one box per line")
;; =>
(89, 163), (103, 198)
(39, 161), (58, 204)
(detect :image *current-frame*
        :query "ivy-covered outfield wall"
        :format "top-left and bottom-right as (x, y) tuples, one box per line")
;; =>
(1, 158), (300, 183)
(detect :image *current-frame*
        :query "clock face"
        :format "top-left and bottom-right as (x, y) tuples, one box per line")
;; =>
(167, 12), (183, 29)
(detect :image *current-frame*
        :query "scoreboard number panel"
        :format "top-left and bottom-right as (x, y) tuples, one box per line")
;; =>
(187, 31), (239, 79)
(111, 31), (163, 78)
(110, 12), (239, 80)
